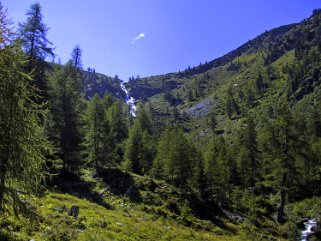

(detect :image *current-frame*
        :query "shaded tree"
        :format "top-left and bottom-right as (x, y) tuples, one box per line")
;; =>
(259, 103), (303, 223)
(0, 34), (50, 212)
(236, 116), (261, 187)
(85, 94), (109, 171)
(123, 107), (155, 175)
(19, 3), (54, 102)
(48, 48), (84, 172)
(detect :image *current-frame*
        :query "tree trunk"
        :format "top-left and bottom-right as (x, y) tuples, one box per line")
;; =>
(0, 178), (5, 212)
(277, 174), (287, 224)
(277, 187), (286, 223)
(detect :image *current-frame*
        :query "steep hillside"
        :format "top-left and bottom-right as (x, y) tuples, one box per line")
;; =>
(127, 9), (321, 143)
(2, 2), (321, 240)
(1, 168), (266, 241)
(83, 70), (126, 100)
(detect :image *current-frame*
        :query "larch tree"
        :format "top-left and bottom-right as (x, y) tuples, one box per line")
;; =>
(106, 101), (128, 164)
(259, 103), (302, 223)
(85, 94), (108, 171)
(48, 47), (84, 173)
(19, 3), (54, 102)
(153, 127), (196, 187)
(0, 6), (50, 212)
(204, 136), (230, 203)
(236, 116), (261, 187)
(123, 107), (155, 175)
(0, 4), (11, 48)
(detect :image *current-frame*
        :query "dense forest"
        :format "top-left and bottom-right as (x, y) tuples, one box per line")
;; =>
(1, 2), (321, 241)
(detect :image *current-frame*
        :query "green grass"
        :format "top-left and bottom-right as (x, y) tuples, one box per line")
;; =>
(0, 190), (250, 241)
(0, 168), (258, 241)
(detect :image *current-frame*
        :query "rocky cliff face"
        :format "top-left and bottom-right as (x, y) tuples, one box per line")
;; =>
(83, 70), (126, 100)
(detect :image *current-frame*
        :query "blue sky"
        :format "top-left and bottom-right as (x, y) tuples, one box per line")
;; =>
(2, 0), (321, 80)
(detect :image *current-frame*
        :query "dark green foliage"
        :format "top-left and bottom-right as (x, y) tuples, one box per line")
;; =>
(260, 103), (302, 195)
(236, 116), (260, 187)
(255, 72), (264, 94)
(18, 3), (54, 102)
(0, 39), (50, 212)
(226, 86), (240, 119)
(48, 55), (84, 172)
(85, 94), (109, 170)
(105, 101), (128, 164)
(86, 96), (128, 169)
(151, 127), (198, 187)
(124, 107), (155, 175)
(204, 136), (234, 204)
(208, 112), (217, 133)
(2, 4), (321, 240)
(0, 4), (12, 48)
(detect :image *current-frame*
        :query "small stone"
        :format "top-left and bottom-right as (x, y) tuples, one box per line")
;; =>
(68, 205), (80, 218)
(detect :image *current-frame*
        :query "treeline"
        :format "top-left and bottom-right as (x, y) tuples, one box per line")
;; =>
(0, 3), (131, 214)
(121, 100), (321, 223)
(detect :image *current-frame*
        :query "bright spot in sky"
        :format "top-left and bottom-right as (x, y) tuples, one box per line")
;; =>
(131, 33), (146, 43)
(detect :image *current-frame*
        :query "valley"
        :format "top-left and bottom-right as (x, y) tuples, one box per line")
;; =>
(0, 2), (321, 241)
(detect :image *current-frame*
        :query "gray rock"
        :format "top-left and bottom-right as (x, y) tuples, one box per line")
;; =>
(68, 205), (80, 218)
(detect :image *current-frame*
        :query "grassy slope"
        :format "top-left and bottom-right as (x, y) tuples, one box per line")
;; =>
(131, 38), (319, 149)
(1, 170), (258, 241)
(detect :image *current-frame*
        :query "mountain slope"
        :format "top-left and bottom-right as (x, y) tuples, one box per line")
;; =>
(83, 70), (126, 100)
(127, 9), (321, 143)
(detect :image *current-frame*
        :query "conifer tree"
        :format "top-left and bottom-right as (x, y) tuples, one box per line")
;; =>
(237, 116), (260, 187)
(260, 103), (302, 223)
(48, 48), (84, 173)
(106, 102), (128, 163)
(124, 107), (155, 174)
(0, 4), (11, 48)
(153, 128), (196, 187)
(0, 17), (50, 212)
(204, 136), (230, 203)
(151, 127), (173, 180)
(85, 94), (108, 170)
(255, 72), (264, 94)
(226, 86), (239, 119)
(304, 99), (321, 193)
(19, 3), (54, 102)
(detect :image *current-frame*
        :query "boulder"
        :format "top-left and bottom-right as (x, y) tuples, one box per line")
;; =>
(68, 205), (80, 218)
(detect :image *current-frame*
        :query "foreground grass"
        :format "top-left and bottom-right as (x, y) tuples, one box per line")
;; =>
(0, 191), (249, 241)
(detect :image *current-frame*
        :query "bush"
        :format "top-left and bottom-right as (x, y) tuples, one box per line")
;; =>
(165, 199), (180, 214)
(279, 221), (300, 240)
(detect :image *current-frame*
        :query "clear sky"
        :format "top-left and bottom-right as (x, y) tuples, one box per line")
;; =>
(2, 0), (321, 80)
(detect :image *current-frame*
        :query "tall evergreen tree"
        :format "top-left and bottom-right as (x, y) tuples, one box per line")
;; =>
(226, 86), (239, 119)
(106, 102), (128, 163)
(204, 136), (231, 203)
(19, 3), (54, 102)
(0, 26), (50, 212)
(85, 94), (108, 170)
(123, 107), (155, 175)
(260, 103), (302, 223)
(237, 116), (260, 187)
(0, 3), (12, 48)
(304, 99), (321, 193)
(48, 48), (84, 172)
(153, 127), (196, 187)
(71, 45), (82, 69)
(255, 72), (264, 94)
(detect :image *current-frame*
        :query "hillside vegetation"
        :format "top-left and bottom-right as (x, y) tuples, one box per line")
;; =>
(1, 2), (321, 241)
